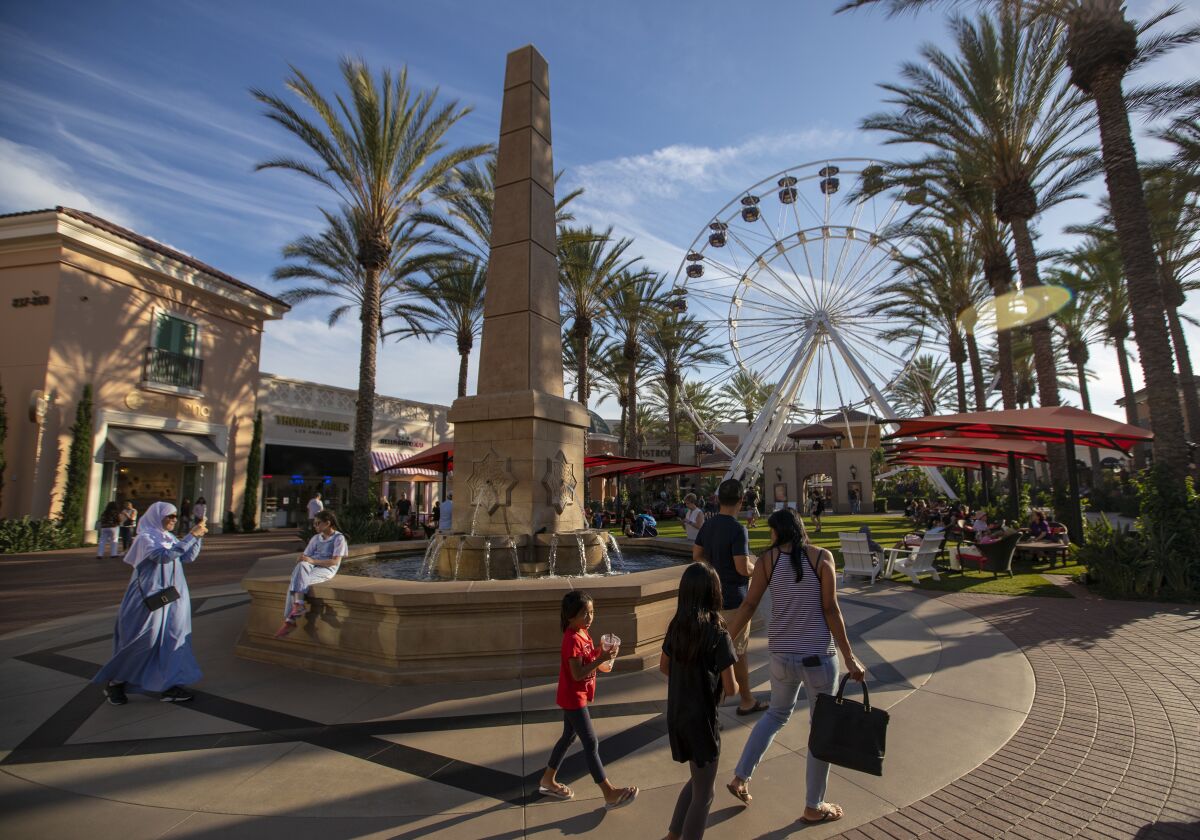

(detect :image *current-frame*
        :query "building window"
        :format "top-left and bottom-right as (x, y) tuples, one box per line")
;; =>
(144, 312), (203, 390)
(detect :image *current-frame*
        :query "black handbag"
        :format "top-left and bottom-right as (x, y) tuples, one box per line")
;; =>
(808, 674), (889, 776)
(136, 556), (181, 612)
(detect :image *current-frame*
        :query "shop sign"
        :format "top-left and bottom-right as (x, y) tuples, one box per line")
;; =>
(12, 295), (50, 307)
(377, 430), (425, 449)
(268, 412), (353, 445)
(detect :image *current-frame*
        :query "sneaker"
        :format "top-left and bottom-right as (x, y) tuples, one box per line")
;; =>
(104, 683), (127, 705)
(274, 620), (296, 638)
(160, 686), (194, 703)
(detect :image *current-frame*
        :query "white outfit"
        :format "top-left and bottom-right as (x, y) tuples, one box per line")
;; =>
(192, 502), (207, 523)
(307, 498), (324, 519)
(683, 506), (705, 542)
(284, 531), (348, 619)
(438, 499), (453, 532)
(97, 527), (121, 557)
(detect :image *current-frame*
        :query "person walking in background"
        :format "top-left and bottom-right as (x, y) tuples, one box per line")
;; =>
(723, 508), (865, 824)
(118, 501), (137, 553)
(396, 493), (411, 519)
(438, 491), (454, 532)
(96, 502), (123, 559)
(682, 494), (705, 543)
(661, 563), (738, 839)
(307, 492), (324, 526)
(276, 510), (348, 638)
(538, 591), (638, 808)
(192, 497), (207, 527)
(744, 487), (760, 529)
(178, 498), (193, 534)
(693, 478), (764, 716)
(810, 492), (825, 533)
(93, 501), (208, 705)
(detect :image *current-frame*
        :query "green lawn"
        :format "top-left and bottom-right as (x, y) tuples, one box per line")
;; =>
(620, 513), (1073, 598)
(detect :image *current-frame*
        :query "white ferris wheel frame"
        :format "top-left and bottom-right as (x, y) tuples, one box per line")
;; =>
(671, 157), (957, 500)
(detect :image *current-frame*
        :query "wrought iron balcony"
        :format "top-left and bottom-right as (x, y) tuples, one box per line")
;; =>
(143, 347), (203, 391)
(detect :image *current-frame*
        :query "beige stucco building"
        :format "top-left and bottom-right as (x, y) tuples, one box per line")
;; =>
(0, 207), (288, 536)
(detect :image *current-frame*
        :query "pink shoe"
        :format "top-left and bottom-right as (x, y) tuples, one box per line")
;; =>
(287, 602), (307, 620)
(274, 620), (296, 638)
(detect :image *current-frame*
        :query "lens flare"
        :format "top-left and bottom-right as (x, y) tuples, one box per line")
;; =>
(959, 285), (1074, 336)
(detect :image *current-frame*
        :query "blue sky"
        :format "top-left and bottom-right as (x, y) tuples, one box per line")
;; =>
(1, 0), (1197, 422)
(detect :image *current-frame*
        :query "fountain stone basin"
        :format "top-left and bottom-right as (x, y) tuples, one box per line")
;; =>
(435, 530), (617, 580)
(234, 537), (692, 685)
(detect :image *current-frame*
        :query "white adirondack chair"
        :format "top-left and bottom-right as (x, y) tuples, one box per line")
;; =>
(838, 532), (881, 584)
(884, 533), (943, 584)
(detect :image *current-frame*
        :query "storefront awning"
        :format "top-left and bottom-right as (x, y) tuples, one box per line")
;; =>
(106, 427), (225, 463)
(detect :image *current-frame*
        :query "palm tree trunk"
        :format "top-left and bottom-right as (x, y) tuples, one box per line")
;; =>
(965, 332), (987, 411)
(457, 351), (469, 399)
(983, 249), (1017, 410)
(351, 267), (381, 507)
(1114, 337), (1145, 470)
(1090, 67), (1189, 486)
(1009, 217), (1068, 495)
(626, 348), (639, 459)
(1166, 303), (1200, 441)
(667, 374), (680, 466)
(1075, 360), (1102, 488)
(576, 322), (591, 408)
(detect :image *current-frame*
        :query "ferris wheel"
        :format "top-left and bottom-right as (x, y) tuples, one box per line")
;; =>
(671, 158), (954, 496)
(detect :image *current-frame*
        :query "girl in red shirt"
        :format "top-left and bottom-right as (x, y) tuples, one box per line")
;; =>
(538, 591), (639, 808)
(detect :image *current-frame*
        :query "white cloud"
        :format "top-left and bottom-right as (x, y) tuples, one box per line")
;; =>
(260, 311), (472, 407)
(571, 128), (858, 210)
(0, 137), (135, 224)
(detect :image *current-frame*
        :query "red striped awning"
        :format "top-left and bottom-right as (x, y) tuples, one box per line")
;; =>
(371, 450), (440, 475)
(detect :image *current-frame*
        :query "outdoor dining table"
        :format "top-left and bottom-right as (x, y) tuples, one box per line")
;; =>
(1016, 539), (1071, 567)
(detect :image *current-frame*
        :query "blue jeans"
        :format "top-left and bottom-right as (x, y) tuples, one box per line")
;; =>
(734, 651), (839, 809)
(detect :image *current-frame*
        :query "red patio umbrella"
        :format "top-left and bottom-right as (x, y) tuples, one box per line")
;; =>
(886, 437), (1049, 462)
(884, 407), (1153, 543)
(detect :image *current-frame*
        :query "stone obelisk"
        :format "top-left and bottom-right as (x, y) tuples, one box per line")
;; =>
(447, 45), (588, 542)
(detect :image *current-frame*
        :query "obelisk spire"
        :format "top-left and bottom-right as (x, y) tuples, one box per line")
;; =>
(476, 44), (563, 396)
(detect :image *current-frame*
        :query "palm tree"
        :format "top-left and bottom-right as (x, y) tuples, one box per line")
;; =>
(591, 343), (637, 442)
(646, 312), (726, 469)
(722, 370), (773, 425)
(605, 270), (666, 457)
(889, 354), (957, 417)
(392, 258), (486, 398)
(558, 227), (639, 407)
(563, 329), (609, 403)
(861, 11), (1096, 494)
(253, 59), (488, 505)
(1048, 266), (1105, 484)
(272, 209), (432, 336)
(839, 0), (1200, 491)
(876, 223), (988, 413)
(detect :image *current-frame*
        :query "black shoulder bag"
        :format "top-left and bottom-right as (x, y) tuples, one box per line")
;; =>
(808, 674), (890, 776)
(135, 550), (181, 612)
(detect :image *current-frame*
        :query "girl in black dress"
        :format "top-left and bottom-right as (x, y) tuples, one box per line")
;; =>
(660, 562), (739, 839)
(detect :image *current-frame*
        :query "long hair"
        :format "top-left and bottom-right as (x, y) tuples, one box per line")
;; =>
(560, 590), (593, 632)
(766, 508), (809, 583)
(314, 509), (340, 531)
(665, 563), (725, 666)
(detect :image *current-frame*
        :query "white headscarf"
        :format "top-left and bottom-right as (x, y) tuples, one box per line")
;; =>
(122, 501), (179, 567)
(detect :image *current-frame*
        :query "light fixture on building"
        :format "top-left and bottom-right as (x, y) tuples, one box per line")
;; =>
(775, 467), (783, 481)
(850, 464), (858, 480)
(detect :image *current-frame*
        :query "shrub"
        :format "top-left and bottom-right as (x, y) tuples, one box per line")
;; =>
(60, 384), (93, 543)
(0, 517), (75, 554)
(297, 509), (416, 546)
(240, 410), (263, 532)
(222, 510), (240, 534)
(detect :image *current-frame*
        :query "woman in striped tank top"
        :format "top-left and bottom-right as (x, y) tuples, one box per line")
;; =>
(722, 508), (865, 825)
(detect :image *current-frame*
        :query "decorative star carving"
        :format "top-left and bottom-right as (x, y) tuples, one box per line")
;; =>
(465, 449), (517, 514)
(542, 449), (578, 515)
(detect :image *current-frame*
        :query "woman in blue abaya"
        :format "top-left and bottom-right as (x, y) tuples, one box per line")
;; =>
(94, 500), (208, 704)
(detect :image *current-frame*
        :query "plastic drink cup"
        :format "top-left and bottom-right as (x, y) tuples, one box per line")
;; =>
(598, 633), (620, 673)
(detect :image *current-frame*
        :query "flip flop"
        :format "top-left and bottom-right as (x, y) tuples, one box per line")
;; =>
(537, 784), (574, 800)
(726, 781), (752, 805)
(605, 786), (638, 810)
(801, 804), (844, 824)
(736, 700), (769, 716)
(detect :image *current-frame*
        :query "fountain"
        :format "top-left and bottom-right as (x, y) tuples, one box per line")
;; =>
(235, 45), (692, 685)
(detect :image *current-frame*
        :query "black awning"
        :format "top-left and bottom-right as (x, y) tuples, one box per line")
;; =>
(263, 444), (353, 477)
(106, 428), (225, 462)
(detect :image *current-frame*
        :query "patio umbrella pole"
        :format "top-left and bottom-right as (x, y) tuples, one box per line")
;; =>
(1007, 451), (1020, 525)
(1064, 429), (1083, 545)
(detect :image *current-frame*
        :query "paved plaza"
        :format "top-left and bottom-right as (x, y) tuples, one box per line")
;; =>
(1, 557), (1197, 839)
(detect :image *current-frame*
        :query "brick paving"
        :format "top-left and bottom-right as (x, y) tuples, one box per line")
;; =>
(0, 530), (301, 635)
(840, 593), (1200, 839)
